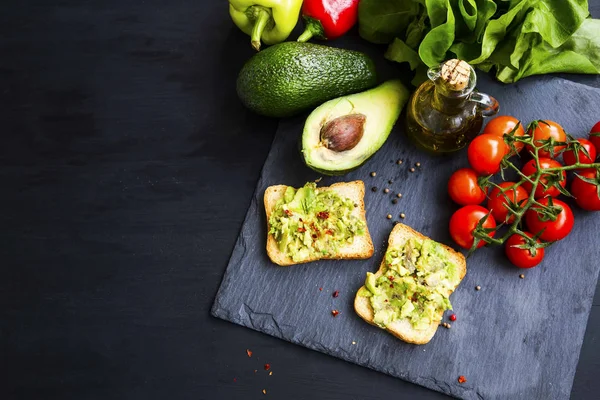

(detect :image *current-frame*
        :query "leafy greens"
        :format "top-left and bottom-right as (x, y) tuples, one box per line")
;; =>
(358, 0), (600, 83)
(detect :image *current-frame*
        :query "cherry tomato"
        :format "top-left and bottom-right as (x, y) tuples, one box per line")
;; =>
(525, 197), (574, 241)
(563, 138), (597, 167)
(589, 121), (600, 157)
(526, 120), (567, 158)
(467, 134), (507, 175)
(449, 205), (496, 249)
(504, 232), (544, 269)
(448, 168), (487, 205)
(483, 115), (526, 153)
(487, 182), (528, 223)
(571, 169), (600, 211)
(521, 158), (566, 199)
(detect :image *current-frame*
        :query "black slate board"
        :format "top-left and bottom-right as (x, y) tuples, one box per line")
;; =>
(212, 75), (600, 399)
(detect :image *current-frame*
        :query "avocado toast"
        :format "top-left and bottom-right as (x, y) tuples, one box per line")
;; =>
(264, 181), (374, 266)
(355, 224), (466, 344)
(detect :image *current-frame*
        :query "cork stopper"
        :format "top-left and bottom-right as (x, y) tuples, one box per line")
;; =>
(440, 59), (471, 91)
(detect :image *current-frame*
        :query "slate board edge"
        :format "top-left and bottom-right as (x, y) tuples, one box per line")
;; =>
(212, 299), (475, 400)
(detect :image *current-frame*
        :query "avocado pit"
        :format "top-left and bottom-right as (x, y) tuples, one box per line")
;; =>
(320, 113), (366, 152)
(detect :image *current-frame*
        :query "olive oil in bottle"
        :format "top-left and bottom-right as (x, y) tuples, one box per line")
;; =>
(406, 59), (499, 154)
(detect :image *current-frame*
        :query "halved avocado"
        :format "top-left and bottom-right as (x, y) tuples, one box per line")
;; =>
(302, 80), (410, 175)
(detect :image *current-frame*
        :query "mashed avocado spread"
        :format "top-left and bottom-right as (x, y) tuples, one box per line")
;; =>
(358, 238), (460, 330)
(268, 182), (365, 262)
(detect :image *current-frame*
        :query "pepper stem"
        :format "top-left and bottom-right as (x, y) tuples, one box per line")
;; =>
(297, 17), (326, 42)
(251, 8), (270, 51)
(297, 28), (314, 43)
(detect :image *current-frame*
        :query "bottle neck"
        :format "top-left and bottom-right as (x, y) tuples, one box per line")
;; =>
(432, 83), (469, 114)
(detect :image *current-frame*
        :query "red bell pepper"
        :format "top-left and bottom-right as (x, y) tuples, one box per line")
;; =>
(297, 0), (360, 42)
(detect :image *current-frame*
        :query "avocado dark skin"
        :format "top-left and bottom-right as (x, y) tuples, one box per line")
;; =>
(236, 42), (377, 118)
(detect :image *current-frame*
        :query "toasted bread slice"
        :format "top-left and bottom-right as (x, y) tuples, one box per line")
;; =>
(354, 223), (466, 344)
(264, 181), (374, 266)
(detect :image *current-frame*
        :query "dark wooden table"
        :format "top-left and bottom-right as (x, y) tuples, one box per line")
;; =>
(1, 1), (598, 399)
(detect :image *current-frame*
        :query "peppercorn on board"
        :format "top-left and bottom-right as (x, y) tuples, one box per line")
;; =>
(212, 73), (600, 400)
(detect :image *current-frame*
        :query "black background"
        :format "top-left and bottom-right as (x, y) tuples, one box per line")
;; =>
(1, 1), (598, 399)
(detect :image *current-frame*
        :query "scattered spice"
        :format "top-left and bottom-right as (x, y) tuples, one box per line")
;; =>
(415, 162), (421, 167)
(353, 203), (358, 207)
(263, 389), (267, 395)
(319, 287), (323, 291)
(388, 180), (393, 184)
(458, 376), (467, 384)
(446, 323), (452, 329)
(332, 290), (339, 298)
(254, 370), (257, 373)
(475, 285), (481, 291)
(246, 349), (253, 358)
(519, 274), (525, 279)
(371, 186), (378, 192)
(332, 310), (340, 317)
(269, 371), (273, 376)
(396, 193), (402, 198)
(352, 341), (356, 345)
(233, 378), (237, 382)
(449, 314), (457, 322)
(264, 364), (271, 371)
(297, 227), (306, 233)
(392, 199), (398, 204)
(384, 299), (388, 302)
(409, 167), (415, 173)
(384, 188), (390, 194)
(370, 171), (376, 177)
(396, 159), (403, 165)
(386, 214), (392, 219)
(400, 213), (406, 219)
(317, 211), (329, 220)
(442, 322), (448, 328)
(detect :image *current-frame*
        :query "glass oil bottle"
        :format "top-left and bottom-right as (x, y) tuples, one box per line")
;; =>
(406, 59), (499, 153)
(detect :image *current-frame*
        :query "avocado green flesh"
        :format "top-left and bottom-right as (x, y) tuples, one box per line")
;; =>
(302, 80), (410, 175)
(268, 182), (365, 263)
(361, 238), (460, 330)
(236, 42), (377, 118)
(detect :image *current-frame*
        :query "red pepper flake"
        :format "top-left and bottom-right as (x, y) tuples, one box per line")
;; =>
(284, 209), (292, 216)
(388, 276), (395, 281)
(331, 310), (340, 317)
(297, 227), (306, 233)
(384, 299), (388, 302)
(246, 349), (252, 358)
(299, 218), (303, 222)
(233, 378), (237, 382)
(262, 389), (267, 395)
(449, 314), (457, 321)
(332, 290), (339, 298)
(312, 234), (317, 239)
(264, 364), (270, 371)
(458, 375), (467, 384)
(319, 287), (323, 291)
(325, 229), (334, 235)
(317, 211), (330, 219)
(389, 284), (394, 288)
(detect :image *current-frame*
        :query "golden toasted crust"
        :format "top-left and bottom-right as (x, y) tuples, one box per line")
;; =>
(354, 224), (466, 344)
(264, 181), (374, 266)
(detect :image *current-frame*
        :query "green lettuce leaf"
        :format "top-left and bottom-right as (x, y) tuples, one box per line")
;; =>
(358, 0), (599, 84)
(358, 0), (421, 44)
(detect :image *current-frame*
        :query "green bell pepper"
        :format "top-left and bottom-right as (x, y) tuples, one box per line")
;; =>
(229, 0), (303, 51)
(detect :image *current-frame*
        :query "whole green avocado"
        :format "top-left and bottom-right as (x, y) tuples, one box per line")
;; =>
(236, 42), (377, 118)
